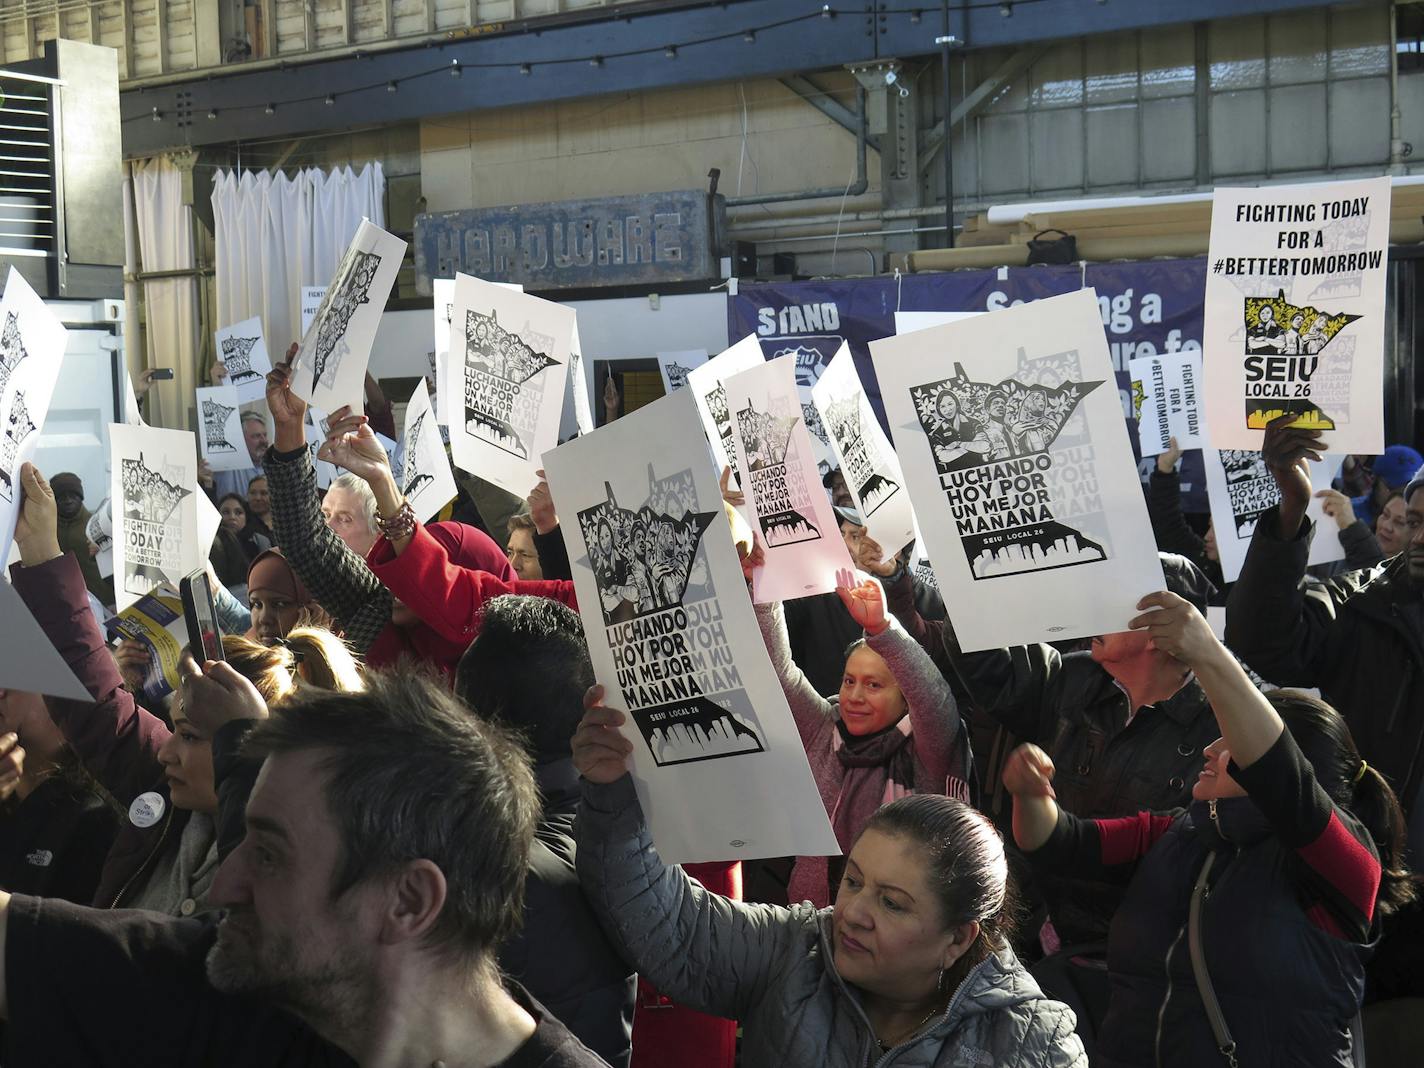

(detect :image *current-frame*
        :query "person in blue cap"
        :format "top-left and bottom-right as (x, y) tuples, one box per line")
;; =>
(1349, 444), (1423, 528)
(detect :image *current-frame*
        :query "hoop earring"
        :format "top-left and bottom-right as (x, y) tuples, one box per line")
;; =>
(937, 966), (947, 996)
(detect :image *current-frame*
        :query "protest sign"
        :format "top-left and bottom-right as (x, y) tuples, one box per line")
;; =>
(1129, 352), (1205, 456)
(1202, 448), (1345, 582)
(872, 289), (1164, 651)
(1203, 176), (1389, 453)
(87, 498), (114, 578)
(0, 268), (68, 567)
(656, 349), (709, 394)
(196, 386), (248, 472)
(300, 286), (327, 336)
(685, 334), (764, 490)
(0, 579), (90, 701)
(109, 423), (202, 614)
(291, 220), (407, 416)
(396, 379), (457, 524)
(542, 388), (840, 864)
(214, 317), (273, 405)
(446, 275), (573, 495)
(106, 586), (187, 704)
(725, 355), (855, 603)
(894, 310), (983, 334)
(812, 343), (916, 556)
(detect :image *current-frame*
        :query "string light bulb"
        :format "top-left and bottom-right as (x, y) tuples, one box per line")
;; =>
(449, 59), (461, 77)
(386, 80), (398, 92)
(664, 45), (677, 57)
(150, 106), (161, 122)
(324, 93), (335, 105)
(264, 102), (275, 114)
(519, 62), (531, 74)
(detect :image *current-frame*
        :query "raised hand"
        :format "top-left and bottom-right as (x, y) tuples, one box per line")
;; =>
(114, 639), (152, 694)
(197, 458), (215, 491)
(851, 533), (897, 578)
(1156, 435), (1183, 475)
(1261, 413), (1325, 538)
(15, 464), (60, 566)
(1314, 488), (1357, 531)
(318, 408), (389, 484)
(209, 360), (229, 384)
(719, 465), (745, 508)
(571, 685), (634, 784)
(835, 568), (888, 636)
(266, 345), (307, 448)
(528, 469), (558, 535)
(738, 532), (765, 583)
(1002, 743), (1057, 799)
(1129, 590), (1223, 669)
(0, 734), (24, 802)
(177, 654), (269, 735)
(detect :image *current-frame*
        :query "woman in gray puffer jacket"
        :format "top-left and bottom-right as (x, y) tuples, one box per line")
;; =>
(573, 695), (1087, 1068)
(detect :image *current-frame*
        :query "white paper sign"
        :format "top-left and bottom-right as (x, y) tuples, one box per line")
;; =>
(291, 220), (407, 416)
(1129, 352), (1206, 456)
(0, 579), (91, 701)
(541, 389), (840, 865)
(812, 343), (916, 556)
(1203, 176), (1390, 453)
(872, 289), (1165, 651)
(195, 386), (248, 473)
(894, 310), (984, 334)
(0, 268), (68, 566)
(562, 323), (593, 441)
(109, 423), (202, 614)
(197, 489), (222, 561)
(446, 275), (573, 495)
(214, 317), (273, 405)
(432, 278), (456, 427)
(304, 419), (340, 490)
(396, 380), (456, 524)
(300, 286), (327, 336)
(685, 335), (764, 489)
(1202, 449), (1345, 582)
(725, 355), (855, 603)
(87, 498), (114, 579)
(657, 349), (710, 394)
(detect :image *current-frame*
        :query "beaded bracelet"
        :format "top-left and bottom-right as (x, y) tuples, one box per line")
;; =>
(376, 499), (417, 541)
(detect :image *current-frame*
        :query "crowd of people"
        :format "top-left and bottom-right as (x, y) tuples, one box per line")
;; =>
(0, 345), (1419, 1068)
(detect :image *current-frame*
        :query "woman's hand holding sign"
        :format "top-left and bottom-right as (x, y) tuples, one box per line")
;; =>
(835, 568), (889, 636)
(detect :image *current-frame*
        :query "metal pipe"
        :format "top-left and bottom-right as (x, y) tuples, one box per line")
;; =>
(940, 0), (955, 247)
(748, 224), (948, 244)
(725, 86), (869, 206)
(729, 204), (950, 231)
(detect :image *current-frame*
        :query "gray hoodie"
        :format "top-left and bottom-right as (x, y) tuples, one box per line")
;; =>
(577, 775), (1086, 1068)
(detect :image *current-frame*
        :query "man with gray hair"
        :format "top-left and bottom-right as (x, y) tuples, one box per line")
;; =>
(0, 666), (607, 1066)
(211, 410), (270, 500)
(321, 472), (380, 557)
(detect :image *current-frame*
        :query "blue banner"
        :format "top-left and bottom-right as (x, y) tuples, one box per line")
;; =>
(728, 258), (1208, 510)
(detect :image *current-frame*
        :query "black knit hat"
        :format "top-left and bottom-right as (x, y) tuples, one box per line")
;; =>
(50, 472), (83, 497)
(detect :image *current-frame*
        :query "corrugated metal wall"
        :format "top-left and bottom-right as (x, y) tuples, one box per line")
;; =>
(937, 5), (1395, 205)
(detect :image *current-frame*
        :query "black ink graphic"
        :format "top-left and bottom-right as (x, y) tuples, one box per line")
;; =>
(736, 399), (822, 548)
(462, 309), (560, 459)
(120, 453), (192, 595)
(201, 397), (238, 454)
(308, 249), (383, 394)
(400, 409), (435, 499)
(220, 335), (264, 386)
(768, 340), (834, 390)
(824, 394), (901, 518)
(705, 384), (742, 486)
(1242, 292), (1358, 432)
(0, 390), (36, 501)
(1221, 449), (1276, 540)
(662, 361), (694, 393)
(580, 472), (765, 768)
(910, 362), (1105, 580)
(0, 311), (29, 400)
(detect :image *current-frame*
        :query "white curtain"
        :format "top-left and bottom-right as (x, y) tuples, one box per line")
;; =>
(212, 163), (385, 358)
(130, 156), (201, 430)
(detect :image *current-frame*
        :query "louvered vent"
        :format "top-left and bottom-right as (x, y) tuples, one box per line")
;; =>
(0, 70), (53, 258)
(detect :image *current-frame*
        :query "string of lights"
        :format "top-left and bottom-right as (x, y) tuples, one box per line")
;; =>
(131, 0), (1071, 125)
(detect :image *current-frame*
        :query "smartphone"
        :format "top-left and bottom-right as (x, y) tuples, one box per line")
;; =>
(148, 368), (175, 381)
(179, 568), (225, 662)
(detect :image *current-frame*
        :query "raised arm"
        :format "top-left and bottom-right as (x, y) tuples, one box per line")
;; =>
(573, 694), (807, 1021)
(1133, 591), (1384, 939)
(10, 465), (169, 803)
(1146, 439), (1210, 569)
(845, 573), (964, 786)
(754, 600), (836, 752)
(366, 523), (576, 647)
(266, 357), (393, 653)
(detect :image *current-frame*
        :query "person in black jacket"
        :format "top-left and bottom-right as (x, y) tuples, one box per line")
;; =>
(885, 553), (1222, 949)
(0, 690), (116, 905)
(1225, 418), (1424, 848)
(456, 594), (636, 1068)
